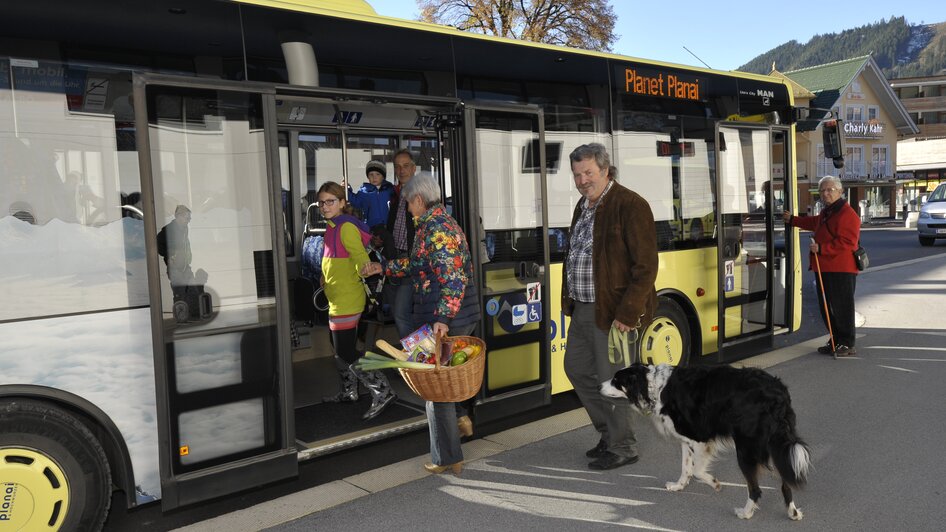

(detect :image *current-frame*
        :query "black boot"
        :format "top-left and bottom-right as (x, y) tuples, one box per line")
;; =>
(354, 367), (396, 420)
(322, 357), (359, 403)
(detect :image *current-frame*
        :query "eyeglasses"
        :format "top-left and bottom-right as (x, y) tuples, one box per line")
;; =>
(819, 188), (839, 193)
(318, 198), (339, 208)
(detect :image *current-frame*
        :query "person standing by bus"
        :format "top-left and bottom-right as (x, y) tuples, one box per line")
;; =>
(157, 204), (194, 288)
(563, 143), (658, 470)
(318, 182), (396, 420)
(385, 149), (418, 339)
(782, 175), (860, 356)
(361, 171), (480, 475)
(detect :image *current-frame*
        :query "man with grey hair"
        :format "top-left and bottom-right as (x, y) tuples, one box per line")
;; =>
(385, 149), (418, 338)
(563, 143), (658, 470)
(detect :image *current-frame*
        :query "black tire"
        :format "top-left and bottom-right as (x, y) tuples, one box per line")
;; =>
(919, 235), (935, 247)
(637, 297), (692, 367)
(0, 399), (111, 531)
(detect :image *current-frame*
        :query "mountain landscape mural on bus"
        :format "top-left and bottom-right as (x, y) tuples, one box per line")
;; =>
(738, 16), (946, 78)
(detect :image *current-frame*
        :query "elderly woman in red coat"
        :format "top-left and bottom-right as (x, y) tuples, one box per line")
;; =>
(783, 175), (860, 357)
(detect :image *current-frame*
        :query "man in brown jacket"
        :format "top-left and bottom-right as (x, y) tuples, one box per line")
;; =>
(562, 143), (658, 470)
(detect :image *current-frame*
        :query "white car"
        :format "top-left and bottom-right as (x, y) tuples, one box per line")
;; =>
(918, 183), (946, 246)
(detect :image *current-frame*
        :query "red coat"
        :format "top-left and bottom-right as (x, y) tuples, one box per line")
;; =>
(790, 200), (860, 273)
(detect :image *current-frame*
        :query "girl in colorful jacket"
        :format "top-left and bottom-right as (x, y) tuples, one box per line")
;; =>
(318, 181), (396, 420)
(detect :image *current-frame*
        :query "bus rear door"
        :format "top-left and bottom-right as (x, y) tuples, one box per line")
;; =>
(463, 105), (552, 422)
(715, 124), (794, 358)
(135, 74), (297, 510)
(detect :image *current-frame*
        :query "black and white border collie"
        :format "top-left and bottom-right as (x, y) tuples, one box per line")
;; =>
(601, 363), (811, 520)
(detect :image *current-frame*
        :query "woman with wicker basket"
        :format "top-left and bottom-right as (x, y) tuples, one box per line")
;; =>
(361, 171), (481, 475)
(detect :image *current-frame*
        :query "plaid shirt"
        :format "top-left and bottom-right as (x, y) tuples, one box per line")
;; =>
(392, 194), (409, 253)
(566, 181), (613, 303)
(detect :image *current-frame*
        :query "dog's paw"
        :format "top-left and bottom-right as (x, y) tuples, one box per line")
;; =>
(666, 481), (686, 492)
(735, 501), (758, 520)
(788, 502), (804, 521)
(710, 478), (721, 492)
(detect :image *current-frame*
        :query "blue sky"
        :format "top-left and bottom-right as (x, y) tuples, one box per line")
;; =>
(367, 0), (943, 71)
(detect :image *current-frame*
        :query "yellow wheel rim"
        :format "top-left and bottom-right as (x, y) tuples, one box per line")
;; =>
(639, 316), (685, 366)
(0, 448), (69, 530)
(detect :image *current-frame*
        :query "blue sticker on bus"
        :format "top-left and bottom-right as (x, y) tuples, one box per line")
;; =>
(527, 302), (542, 323)
(486, 298), (500, 316)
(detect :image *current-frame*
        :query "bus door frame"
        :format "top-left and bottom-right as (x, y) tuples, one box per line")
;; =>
(134, 73), (296, 510)
(461, 102), (552, 423)
(714, 122), (794, 360)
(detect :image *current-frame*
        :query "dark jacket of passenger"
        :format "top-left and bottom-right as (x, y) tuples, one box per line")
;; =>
(562, 181), (659, 332)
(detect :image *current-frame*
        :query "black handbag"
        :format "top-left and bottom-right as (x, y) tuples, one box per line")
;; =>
(853, 244), (869, 271)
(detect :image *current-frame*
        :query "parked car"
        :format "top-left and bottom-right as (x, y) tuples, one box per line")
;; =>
(918, 183), (946, 246)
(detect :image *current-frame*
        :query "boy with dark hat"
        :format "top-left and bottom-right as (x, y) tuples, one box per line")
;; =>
(345, 160), (396, 259)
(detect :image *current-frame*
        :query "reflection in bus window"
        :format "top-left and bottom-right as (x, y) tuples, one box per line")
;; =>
(0, 58), (146, 320)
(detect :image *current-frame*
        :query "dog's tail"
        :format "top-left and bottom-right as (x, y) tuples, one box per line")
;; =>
(770, 425), (811, 488)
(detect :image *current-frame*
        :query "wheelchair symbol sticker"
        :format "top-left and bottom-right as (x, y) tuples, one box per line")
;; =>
(527, 302), (542, 323)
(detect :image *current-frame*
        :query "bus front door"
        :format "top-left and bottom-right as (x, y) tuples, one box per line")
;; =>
(715, 124), (792, 357)
(464, 105), (552, 422)
(135, 75), (297, 510)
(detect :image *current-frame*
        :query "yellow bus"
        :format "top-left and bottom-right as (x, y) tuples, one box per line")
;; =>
(0, 0), (802, 528)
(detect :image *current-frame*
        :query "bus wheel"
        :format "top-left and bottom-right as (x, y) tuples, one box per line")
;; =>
(0, 399), (111, 531)
(637, 298), (691, 367)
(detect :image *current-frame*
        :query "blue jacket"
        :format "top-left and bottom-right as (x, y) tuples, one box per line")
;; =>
(349, 180), (395, 228)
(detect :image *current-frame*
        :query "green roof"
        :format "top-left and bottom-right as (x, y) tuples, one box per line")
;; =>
(784, 56), (869, 110)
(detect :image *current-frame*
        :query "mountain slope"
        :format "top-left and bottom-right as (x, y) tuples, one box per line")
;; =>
(738, 17), (946, 78)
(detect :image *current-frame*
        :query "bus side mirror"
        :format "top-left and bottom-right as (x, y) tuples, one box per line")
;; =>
(822, 119), (845, 169)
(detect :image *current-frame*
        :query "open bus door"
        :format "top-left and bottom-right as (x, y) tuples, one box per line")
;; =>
(134, 74), (297, 510)
(463, 104), (552, 423)
(715, 124), (794, 359)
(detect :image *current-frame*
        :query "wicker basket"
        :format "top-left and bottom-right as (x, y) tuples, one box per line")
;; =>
(398, 335), (486, 402)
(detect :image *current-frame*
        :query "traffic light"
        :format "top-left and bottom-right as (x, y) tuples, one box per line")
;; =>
(822, 119), (845, 169)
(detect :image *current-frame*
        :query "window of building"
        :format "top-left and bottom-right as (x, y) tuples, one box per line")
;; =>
(846, 105), (864, 121)
(844, 145), (864, 178)
(871, 145), (889, 178)
(816, 144), (833, 178)
(899, 86), (919, 99)
(868, 106), (879, 121)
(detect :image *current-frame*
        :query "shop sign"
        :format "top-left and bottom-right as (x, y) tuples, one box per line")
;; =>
(843, 120), (884, 138)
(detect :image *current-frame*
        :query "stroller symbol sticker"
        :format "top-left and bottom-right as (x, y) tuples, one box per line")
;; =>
(512, 304), (528, 326)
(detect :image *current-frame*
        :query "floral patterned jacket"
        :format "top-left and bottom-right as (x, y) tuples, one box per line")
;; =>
(383, 204), (479, 329)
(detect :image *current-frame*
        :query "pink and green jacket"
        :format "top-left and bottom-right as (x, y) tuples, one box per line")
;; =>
(322, 214), (372, 317)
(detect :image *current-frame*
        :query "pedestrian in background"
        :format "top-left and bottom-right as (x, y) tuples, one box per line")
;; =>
(562, 143), (658, 470)
(783, 175), (860, 356)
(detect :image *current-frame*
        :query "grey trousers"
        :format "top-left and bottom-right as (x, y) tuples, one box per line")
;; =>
(427, 321), (476, 466)
(563, 302), (638, 459)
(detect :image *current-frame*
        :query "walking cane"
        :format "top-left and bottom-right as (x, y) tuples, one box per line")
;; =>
(811, 238), (836, 357)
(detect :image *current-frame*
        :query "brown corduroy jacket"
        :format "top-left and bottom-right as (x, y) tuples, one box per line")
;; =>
(561, 181), (659, 332)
